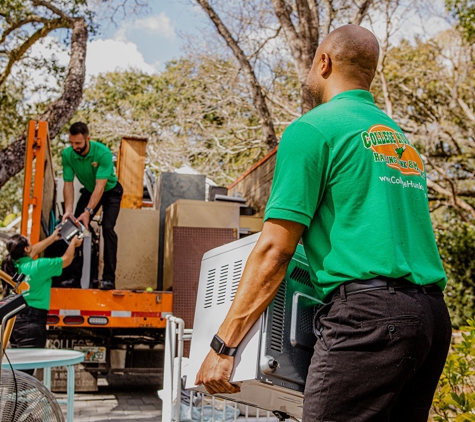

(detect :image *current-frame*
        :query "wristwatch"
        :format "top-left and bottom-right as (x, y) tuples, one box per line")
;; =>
(210, 334), (237, 356)
(85, 207), (94, 216)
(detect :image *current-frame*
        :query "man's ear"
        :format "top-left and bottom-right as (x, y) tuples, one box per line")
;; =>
(320, 53), (332, 76)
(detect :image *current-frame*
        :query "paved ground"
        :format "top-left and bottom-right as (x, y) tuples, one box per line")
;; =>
(57, 373), (162, 422)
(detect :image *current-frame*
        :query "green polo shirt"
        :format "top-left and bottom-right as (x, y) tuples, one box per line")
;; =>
(62, 141), (118, 193)
(15, 256), (63, 311)
(265, 89), (447, 302)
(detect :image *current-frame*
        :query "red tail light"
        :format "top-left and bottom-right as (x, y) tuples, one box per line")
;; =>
(63, 315), (84, 325)
(47, 314), (60, 324)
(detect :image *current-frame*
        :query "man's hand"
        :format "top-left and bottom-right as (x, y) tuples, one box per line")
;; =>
(70, 235), (83, 248)
(62, 211), (74, 222)
(76, 211), (91, 229)
(195, 350), (240, 395)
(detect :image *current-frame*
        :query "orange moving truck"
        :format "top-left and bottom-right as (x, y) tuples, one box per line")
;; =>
(21, 121), (172, 377)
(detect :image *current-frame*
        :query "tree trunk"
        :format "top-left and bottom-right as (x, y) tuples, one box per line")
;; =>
(271, 0), (318, 114)
(0, 18), (87, 190)
(196, 0), (278, 151)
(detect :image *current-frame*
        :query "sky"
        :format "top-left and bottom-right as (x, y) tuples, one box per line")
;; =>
(86, 0), (204, 76)
(26, 0), (451, 93)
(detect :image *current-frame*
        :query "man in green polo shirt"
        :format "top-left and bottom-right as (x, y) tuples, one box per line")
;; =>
(61, 122), (123, 290)
(195, 25), (451, 421)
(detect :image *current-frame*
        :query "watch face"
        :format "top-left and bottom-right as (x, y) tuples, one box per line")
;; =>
(210, 335), (224, 354)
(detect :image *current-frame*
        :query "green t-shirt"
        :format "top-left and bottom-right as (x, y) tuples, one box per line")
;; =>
(265, 89), (447, 302)
(62, 141), (118, 193)
(15, 256), (63, 311)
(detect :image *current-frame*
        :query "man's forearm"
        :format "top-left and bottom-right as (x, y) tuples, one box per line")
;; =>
(216, 220), (305, 348)
(63, 182), (75, 214)
(194, 219), (305, 395)
(86, 180), (107, 211)
(217, 247), (291, 347)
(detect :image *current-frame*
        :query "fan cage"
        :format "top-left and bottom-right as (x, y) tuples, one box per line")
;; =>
(0, 368), (65, 422)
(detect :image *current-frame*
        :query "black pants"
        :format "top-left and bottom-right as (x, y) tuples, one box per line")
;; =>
(69, 182), (123, 283)
(303, 284), (452, 421)
(10, 307), (48, 375)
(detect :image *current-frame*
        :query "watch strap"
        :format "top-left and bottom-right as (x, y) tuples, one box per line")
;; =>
(85, 207), (94, 215)
(210, 334), (237, 356)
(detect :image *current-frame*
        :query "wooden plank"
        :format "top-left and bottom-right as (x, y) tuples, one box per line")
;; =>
(228, 152), (277, 217)
(21, 121), (37, 238)
(42, 121), (56, 240)
(117, 136), (148, 209)
(112, 208), (159, 290)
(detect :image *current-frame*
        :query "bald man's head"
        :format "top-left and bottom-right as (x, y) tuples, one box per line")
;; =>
(323, 25), (379, 75)
(307, 25), (380, 105)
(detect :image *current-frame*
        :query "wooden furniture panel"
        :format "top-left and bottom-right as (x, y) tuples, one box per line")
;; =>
(117, 136), (148, 209)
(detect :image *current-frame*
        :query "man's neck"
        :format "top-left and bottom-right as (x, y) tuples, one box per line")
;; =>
(323, 79), (371, 103)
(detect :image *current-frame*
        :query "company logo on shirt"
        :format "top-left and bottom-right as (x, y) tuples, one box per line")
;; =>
(19, 275), (31, 297)
(361, 124), (424, 177)
(91, 162), (99, 167)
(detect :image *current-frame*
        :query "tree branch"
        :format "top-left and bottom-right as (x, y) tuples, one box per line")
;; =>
(271, 0), (301, 55)
(457, 97), (475, 123)
(0, 18), (68, 89)
(426, 178), (475, 219)
(196, 0), (277, 150)
(350, 0), (374, 25)
(0, 18), (87, 189)
(32, 0), (74, 23)
(0, 15), (51, 44)
(271, 0), (317, 113)
(322, 0), (334, 37)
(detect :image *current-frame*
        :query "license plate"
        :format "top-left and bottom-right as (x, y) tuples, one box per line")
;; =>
(74, 346), (106, 363)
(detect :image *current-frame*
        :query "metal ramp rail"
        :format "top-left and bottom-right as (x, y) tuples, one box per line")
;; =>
(158, 315), (279, 422)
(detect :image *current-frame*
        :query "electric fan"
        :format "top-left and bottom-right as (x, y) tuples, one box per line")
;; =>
(0, 269), (65, 421)
(0, 368), (65, 422)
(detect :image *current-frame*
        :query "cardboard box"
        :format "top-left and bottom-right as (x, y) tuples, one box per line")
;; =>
(239, 216), (263, 234)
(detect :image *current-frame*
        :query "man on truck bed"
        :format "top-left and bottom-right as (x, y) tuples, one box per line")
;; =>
(195, 25), (451, 421)
(60, 122), (123, 290)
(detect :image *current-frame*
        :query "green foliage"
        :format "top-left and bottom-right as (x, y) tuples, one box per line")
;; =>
(433, 319), (475, 420)
(436, 222), (475, 329)
(446, 0), (475, 43)
(71, 56), (282, 186)
(0, 172), (22, 225)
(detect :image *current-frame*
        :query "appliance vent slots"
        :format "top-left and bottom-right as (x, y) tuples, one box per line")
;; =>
(289, 267), (312, 288)
(204, 268), (216, 308)
(270, 279), (287, 353)
(217, 264), (229, 305)
(300, 306), (314, 334)
(231, 260), (243, 301)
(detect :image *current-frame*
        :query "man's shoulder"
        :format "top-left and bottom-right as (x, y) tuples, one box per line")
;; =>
(62, 146), (73, 158)
(286, 108), (331, 138)
(91, 141), (112, 154)
(293, 102), (341, 131)
(91, 141), (113, 161)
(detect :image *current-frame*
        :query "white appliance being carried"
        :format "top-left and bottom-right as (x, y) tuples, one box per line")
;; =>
(186, 233), (323, 419)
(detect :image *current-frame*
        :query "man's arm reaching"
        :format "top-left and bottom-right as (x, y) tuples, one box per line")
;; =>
(195, 218), (305, 395)
(76, 179), (108, 228)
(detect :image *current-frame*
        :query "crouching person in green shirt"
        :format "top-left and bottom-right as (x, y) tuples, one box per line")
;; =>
(2, 230), (82, 373)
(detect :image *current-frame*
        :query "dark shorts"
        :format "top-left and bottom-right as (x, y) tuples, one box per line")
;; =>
(302, 282), (451, 422)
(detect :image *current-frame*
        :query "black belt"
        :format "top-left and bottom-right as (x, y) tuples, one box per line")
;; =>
(18, 306), (48, 318)
(330, 277), (441, 300)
